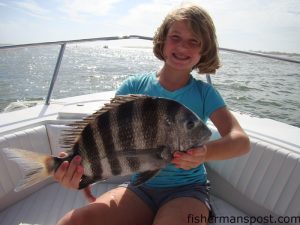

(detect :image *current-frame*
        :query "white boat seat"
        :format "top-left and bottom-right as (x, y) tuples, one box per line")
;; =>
(1, 123), (299, 224)
(207, 137), (300, 220)
(0, 181), (262, 225)
(0, 125), (53, 212)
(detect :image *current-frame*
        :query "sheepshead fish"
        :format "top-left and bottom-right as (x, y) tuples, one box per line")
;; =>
(2, 95), (211, 192)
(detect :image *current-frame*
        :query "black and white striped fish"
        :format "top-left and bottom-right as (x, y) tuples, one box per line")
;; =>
(2, 95), (211, 191)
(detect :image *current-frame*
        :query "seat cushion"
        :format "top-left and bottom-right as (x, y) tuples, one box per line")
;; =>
(46, 124), (69, 156)
(0, 125), (52, 211)
(0, 182), (262, 225)
(207, 137), (300, 218)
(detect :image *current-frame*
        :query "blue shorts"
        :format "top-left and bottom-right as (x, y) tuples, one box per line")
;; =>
(119, 181), (215, 217)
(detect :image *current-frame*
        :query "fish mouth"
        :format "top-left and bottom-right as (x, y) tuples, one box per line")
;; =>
(183, 135), (211, 152)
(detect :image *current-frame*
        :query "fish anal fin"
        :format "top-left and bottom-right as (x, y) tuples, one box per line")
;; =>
(78, 175), (105, 190)
(132, 169), (160, 186)
(78, 175), (95, 190)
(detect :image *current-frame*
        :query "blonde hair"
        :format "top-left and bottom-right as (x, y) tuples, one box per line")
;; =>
(153, 4), (220, 74)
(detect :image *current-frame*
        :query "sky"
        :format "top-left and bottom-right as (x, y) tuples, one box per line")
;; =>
(0, 0), (300, 53)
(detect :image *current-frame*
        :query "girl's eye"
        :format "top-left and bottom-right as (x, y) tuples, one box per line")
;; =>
(169, 35), (181, 42)
(167, 35), (201, 48)
(188, 40), (201, 48)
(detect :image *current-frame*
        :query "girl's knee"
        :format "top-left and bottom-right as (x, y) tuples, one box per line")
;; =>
(57, 210), (80, 225)
(57, 204), (111, 225)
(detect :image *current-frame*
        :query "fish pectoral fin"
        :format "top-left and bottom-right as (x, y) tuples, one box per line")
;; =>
(132, 169), (160, 186)
(159, 147), (172, 162)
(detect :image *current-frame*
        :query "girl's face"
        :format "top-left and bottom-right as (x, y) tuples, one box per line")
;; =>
(163, 20), (202, 73)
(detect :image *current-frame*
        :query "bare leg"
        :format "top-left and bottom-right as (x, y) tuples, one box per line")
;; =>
(57, 187), (154, 225)
(153, 197), (209, 225)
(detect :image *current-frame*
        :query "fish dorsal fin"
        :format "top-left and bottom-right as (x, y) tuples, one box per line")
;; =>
(81, 94), (149, 123)
(60, 94), (150, 150)
(110, 94), (149, 104)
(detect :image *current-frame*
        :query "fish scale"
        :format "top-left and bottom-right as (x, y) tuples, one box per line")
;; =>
(100, 110), (123, 176)
(141, 96), (159, 148)
(115, 99), (140, 172)
(78, 124), (104, 183)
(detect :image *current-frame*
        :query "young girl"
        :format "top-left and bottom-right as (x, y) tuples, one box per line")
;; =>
(55, 4), (250, 225)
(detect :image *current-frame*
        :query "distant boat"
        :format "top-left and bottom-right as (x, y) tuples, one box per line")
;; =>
(103, 45), (108, 49)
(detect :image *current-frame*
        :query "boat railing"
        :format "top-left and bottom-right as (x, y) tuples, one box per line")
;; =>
(1, 35), (299, 105)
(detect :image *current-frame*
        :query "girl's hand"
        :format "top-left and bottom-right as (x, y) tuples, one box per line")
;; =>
(53, 152), (96, 203)
(53, 152), (83, 189)
(171, 145), (207, 170)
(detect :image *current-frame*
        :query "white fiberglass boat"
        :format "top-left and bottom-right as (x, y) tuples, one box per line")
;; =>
(0, 36), (299, 225)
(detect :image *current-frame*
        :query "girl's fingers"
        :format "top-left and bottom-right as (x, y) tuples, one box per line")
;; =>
(53, 152), (83, 189)
(172, 146), (207, 170)
(187, 145), (207, 157)
(62, 156), (82, 187)
(69, 165), (84, 189)
(54, 151), (69, 182)
(53, 161), (69, 181)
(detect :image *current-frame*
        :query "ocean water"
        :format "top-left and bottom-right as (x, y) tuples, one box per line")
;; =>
(0, 42), (299, 128)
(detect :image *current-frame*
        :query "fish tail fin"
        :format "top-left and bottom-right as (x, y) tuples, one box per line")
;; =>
(2, 148), (55, 192)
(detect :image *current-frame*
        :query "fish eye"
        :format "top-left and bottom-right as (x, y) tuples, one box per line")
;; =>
(186, 121), (195, 129)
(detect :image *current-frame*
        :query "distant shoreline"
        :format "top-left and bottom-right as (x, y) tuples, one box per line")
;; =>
(253, 50), (300, 57)
(1, 43), (299, 56)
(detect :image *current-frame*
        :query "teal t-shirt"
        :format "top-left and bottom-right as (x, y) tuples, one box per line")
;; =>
(116, 72), (225, 187)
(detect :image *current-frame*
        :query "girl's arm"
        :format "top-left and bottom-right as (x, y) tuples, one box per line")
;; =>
(205, 106), (250, 161)
(172, 107), (250, 169)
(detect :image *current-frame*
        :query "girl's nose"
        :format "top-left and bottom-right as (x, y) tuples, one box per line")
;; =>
(178, 40), (190, 49)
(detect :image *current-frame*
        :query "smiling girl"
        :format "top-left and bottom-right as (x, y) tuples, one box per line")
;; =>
(56, 4), (250, 225)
